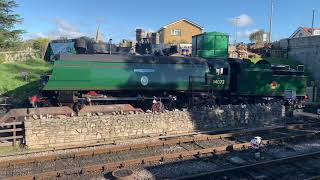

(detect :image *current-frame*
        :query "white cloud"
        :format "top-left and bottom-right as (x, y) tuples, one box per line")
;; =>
(25, 18), (84, 40)
(236, 29), (259, 39)
(54, 19), (80, 33)
(228, 14), (253, 27)
(229, 29), (260, 42)
(35, 32), (46, 38)
(49, 19), (84, 39)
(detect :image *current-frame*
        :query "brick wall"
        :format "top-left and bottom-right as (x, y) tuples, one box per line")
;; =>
(159, 20), (202, 44)
(24, 103), (285, 149)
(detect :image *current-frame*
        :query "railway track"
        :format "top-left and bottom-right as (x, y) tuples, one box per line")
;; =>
(179, 150), (320, 180)
(2, 122), (320, 180)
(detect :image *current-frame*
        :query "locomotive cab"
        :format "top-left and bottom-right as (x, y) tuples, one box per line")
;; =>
(205, 58), (230, 91)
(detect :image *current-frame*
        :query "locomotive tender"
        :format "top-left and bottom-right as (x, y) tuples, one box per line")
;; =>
(40, 32), (307, 110)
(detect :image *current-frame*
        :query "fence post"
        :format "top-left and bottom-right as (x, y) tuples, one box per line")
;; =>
(12, 119), (16, 147)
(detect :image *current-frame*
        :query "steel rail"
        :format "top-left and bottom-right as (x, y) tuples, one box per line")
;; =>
(177, 149), (320, 180)
(4, 130), (320, 180)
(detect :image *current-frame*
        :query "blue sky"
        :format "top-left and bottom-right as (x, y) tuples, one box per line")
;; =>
(15, 0), (320, 43)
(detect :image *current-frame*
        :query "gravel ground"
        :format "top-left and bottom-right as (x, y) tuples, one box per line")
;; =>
(82, 138), (320, 179)
(0, 137), (234, 177)
(266, 139), (320, 158)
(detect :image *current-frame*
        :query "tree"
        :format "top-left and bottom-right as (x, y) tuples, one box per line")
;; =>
(249, 30), (268, 44)
(0, 0), (24, 50)
(32, 38), (50, 58)
(32, 38), (50, 50)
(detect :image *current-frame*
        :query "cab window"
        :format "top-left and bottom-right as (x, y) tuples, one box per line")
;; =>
(216, 68), (228, 75)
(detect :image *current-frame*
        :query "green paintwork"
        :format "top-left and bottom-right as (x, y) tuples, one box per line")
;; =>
(43, 29), (306, 100)
(44, 59), (229, 91)
(235, 65), (307, 96)
(192, 32), (229, 58)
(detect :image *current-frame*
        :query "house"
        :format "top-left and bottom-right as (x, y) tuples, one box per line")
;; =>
(158, 18), (203, 44)
(290, 27), (320, 38)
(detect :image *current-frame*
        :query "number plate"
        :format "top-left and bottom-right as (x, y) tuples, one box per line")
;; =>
(213, 80), (225, 85)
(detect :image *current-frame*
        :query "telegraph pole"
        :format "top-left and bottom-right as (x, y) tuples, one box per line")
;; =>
(234, 17), (239, 45)
(269, 0), (274, 43)
(312, 10), (315, 35)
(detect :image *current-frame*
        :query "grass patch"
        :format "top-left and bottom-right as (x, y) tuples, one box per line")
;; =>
(0, 144), (23, 154)
(248, 55), (262, 63)
(0, 59), (52, 107)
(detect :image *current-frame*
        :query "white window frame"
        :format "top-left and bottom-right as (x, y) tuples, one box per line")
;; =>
(171, 29), (181, 36)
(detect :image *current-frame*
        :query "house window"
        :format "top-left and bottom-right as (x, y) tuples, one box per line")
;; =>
(299, 33), (303, 37)
(171, 29), (181, 36)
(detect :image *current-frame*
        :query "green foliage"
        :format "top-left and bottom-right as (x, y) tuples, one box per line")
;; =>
(248, 55), (262, 63)
(0, 144), (22, 154)
(0, 58), (52, 106)
(32, 38), (50, 58)
(249, 30), (268, 44)
(32, 38), (50, 50)
(0, 0), (24, 50)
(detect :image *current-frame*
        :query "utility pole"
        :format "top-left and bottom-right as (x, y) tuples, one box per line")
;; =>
(234, 17), (239, 45)
(312, 10), (315, 35)
(269, 0), (274, 43)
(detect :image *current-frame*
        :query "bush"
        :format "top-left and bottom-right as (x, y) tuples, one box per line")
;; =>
(32, 38), (50, 59)
(32, 38), (50, 50)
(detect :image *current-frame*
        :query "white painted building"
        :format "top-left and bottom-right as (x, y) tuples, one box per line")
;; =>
(290, 27), (320, 38)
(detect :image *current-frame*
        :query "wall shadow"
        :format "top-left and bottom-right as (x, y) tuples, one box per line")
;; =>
(3, 80), (42, 108)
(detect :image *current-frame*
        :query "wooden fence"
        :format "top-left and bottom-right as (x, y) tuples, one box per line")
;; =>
(0, 121), (23, 147)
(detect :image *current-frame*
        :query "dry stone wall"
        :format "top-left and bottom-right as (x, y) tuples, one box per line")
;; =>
(0, 50), (40, 63)
(24, 103), (285, 149)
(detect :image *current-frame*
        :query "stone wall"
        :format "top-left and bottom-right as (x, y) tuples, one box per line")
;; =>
(0, 50), (40, 63)
(24, 103), (285, 149)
